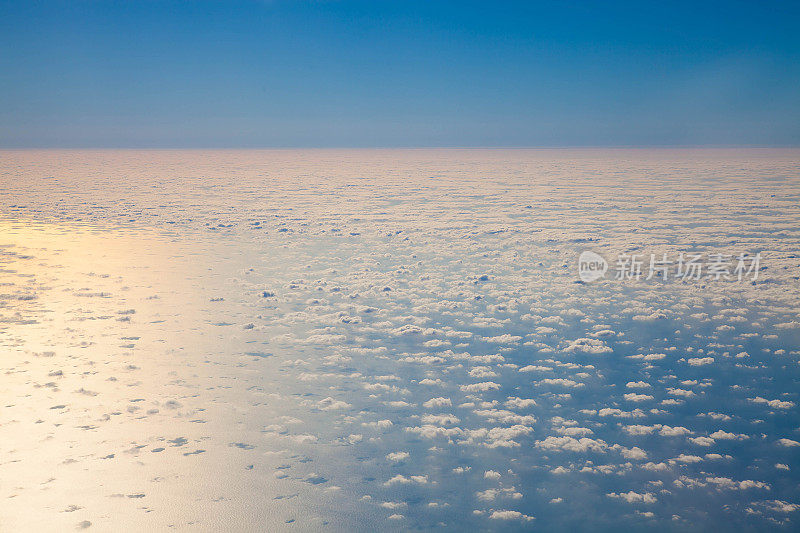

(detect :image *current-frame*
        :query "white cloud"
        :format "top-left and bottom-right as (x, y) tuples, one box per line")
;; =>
(504, 397), (536, 408)
(535, 436), (608, 453)
(386, 451), (409, 462)
(624, 393), (654, 402)
(423, 397), (452, 408)
(750, 397), (795, 409)
(384, 474), (428, 486)
(607, 491), (657, 504)
(488, 510), (534, 521)
(317, 397), (351, 410)
(460, 382), (501, 392)
(564, 338), (612, 354)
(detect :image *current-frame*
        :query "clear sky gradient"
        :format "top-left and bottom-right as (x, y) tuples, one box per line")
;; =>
(1, 0), (799, 148)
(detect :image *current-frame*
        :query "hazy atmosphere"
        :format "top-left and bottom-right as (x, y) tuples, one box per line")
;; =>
(1, 2), (799, 533)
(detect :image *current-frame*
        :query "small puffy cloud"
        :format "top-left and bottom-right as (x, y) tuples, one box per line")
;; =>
(699, 412), (732, 421)
(607, 491), (657, 504)
(405, 425), (463, 440)
(539, 378), (584, 388)
(667, 388), (696, 398)
(710, 430), (748, 440)
(386, 451), (409, 462)
(460, 382), (501, 392)
(474, 409), (536, 425)
(518, 365), (553, 372)
(622, 424), (660, 435)
(624, 393), (654, 402)
(423, 397), (452, 408)
(600, 408), (646, 418)
(750, 397), (795, 409)
(384, 475), (428, 486)
(504, 397), (536, 408)
(619, 446), (648, 460)
(469, 366), (498, 378)
(423, 339), (450, 348)
(362, 419), (393, 429)
(380, 501), (407, 509)
(318, 397), (351, 410)
(706, 477), (770, 491)
(564, 338), (612, 354)
(672, 454), (704, 464)
(659, 425), (692, 437)
(689, 436), (715, 447)
(535, 436), (608, 453)
(421, 414), (460, 426)
(764, 500), (800, 513)
(488, 510), (534, 521)
(475, 487), (522, 501)
(627, 353), (666, 361)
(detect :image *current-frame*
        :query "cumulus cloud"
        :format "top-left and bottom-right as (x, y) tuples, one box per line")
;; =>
(564, 338), (612, 354)
(535, 436), (608, 453)
(627, 353), (666, 361)
(607, 491), (657, 504)
(421, 413), (460, 426)
(386, 451), (410, 462)
(423, 397), (452, 408)
(689, 436), (715, 446)
(475, 487), (523, 501)
(488, 510), (534, 521)
(710, 430), (748, 440)
(601, 408), (646, 418)
(504, 397), (536, 408)
(539, 378), (584, 388)
(624, 393), (654, 402)
(667, 388), (696, 398)
(518, 365), (553, 372)
(317, 397), (351, 410)
(460, 382), (501, 392)
(384, 474), (428, 486)
(618, 446), (648, 460)
(750, 397), (795, 409)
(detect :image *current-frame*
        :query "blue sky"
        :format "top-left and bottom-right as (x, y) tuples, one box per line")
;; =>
(1, 0), (799, 147)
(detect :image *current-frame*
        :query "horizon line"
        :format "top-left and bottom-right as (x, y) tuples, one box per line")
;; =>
(2, 144), (800, 151)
